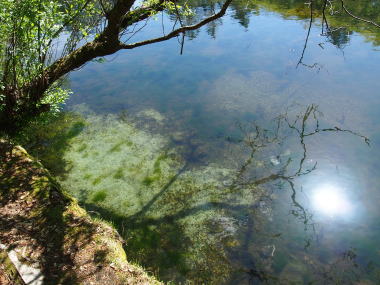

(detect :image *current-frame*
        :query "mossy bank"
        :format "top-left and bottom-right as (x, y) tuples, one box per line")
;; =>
(0, 139), (160, 284)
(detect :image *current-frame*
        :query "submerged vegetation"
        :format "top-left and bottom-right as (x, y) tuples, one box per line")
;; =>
(1, 0), (380, 283)
(49, 106), (243, 282)
(17, 102), (373, 283)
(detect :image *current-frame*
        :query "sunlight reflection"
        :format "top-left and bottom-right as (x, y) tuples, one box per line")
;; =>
(312, 184), (352, 217)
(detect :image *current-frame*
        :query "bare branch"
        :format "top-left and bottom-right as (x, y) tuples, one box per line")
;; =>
(119, 0), (232, 49)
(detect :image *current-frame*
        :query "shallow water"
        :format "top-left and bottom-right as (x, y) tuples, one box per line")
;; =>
(31, 0), (380, 283)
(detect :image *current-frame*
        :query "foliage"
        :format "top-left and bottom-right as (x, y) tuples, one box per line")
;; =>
(0, 0), (102, 132)
(39, 83), (72, 115)
(0, 0), (99, 85)
(164, 1), (194, 17)
(0, 0), (233, 134)
(0, 0), (380, 134)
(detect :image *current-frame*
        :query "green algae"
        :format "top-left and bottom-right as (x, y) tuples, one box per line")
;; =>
(113, 167), (125, 179)
(109, 141), (125, 153)
(142, 176), (156, 186)
(14, 112), (86, 177)
(137, 108), (166, 124)
(92, 190), (108, 203)
(18, 104), (295, 283)
(77, 143), (87, 152)
(14, 103), (372, 283)
(41, 105), (261, 283)
(92, 176), (103, 186)
(83, 173), (92, 180)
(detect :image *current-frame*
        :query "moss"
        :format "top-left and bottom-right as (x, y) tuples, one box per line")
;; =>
(99, 237), (127, 265)
(46, 205), (66, 224)
(65, 202), (87, 218)
(0, 249), (24, 284)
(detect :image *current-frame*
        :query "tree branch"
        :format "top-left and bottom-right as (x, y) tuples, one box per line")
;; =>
(119, 0), (232, 49)
(120, 0), (166, 29)
(13, 0), (232, 126)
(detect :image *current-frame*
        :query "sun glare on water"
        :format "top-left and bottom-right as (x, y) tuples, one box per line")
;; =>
(312, 184), (352, 217)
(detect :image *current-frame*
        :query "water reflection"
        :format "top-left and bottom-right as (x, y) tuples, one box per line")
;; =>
(20, 102), (374, 283)
(24, 0), (380, 283)
(312, 183), (352, 218)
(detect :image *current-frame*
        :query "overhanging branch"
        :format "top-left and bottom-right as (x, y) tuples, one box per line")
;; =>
(119, 0), (233, 49)
(120, 0), (166, 29)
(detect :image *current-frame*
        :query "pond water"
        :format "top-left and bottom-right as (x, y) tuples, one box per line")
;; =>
(28, 0), (380, 283)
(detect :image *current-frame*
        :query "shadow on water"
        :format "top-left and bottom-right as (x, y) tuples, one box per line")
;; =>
(2, 0), (380, 282)
(15, 112), (86, 178)
(131, 163), (189, 220)
(77, 153), (231, 282)
(114, 106), (372, 283)
(18, 104), (377, 283)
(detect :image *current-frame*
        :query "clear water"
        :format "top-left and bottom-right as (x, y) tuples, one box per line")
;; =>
(31, 0), (380, 283)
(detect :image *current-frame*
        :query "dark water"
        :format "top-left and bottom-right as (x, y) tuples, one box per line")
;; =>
(33, 0), (380, 283)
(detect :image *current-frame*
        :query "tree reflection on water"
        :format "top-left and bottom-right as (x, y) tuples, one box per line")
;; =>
(222, 104), (373, 284)
(21, 101), (376, 283)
